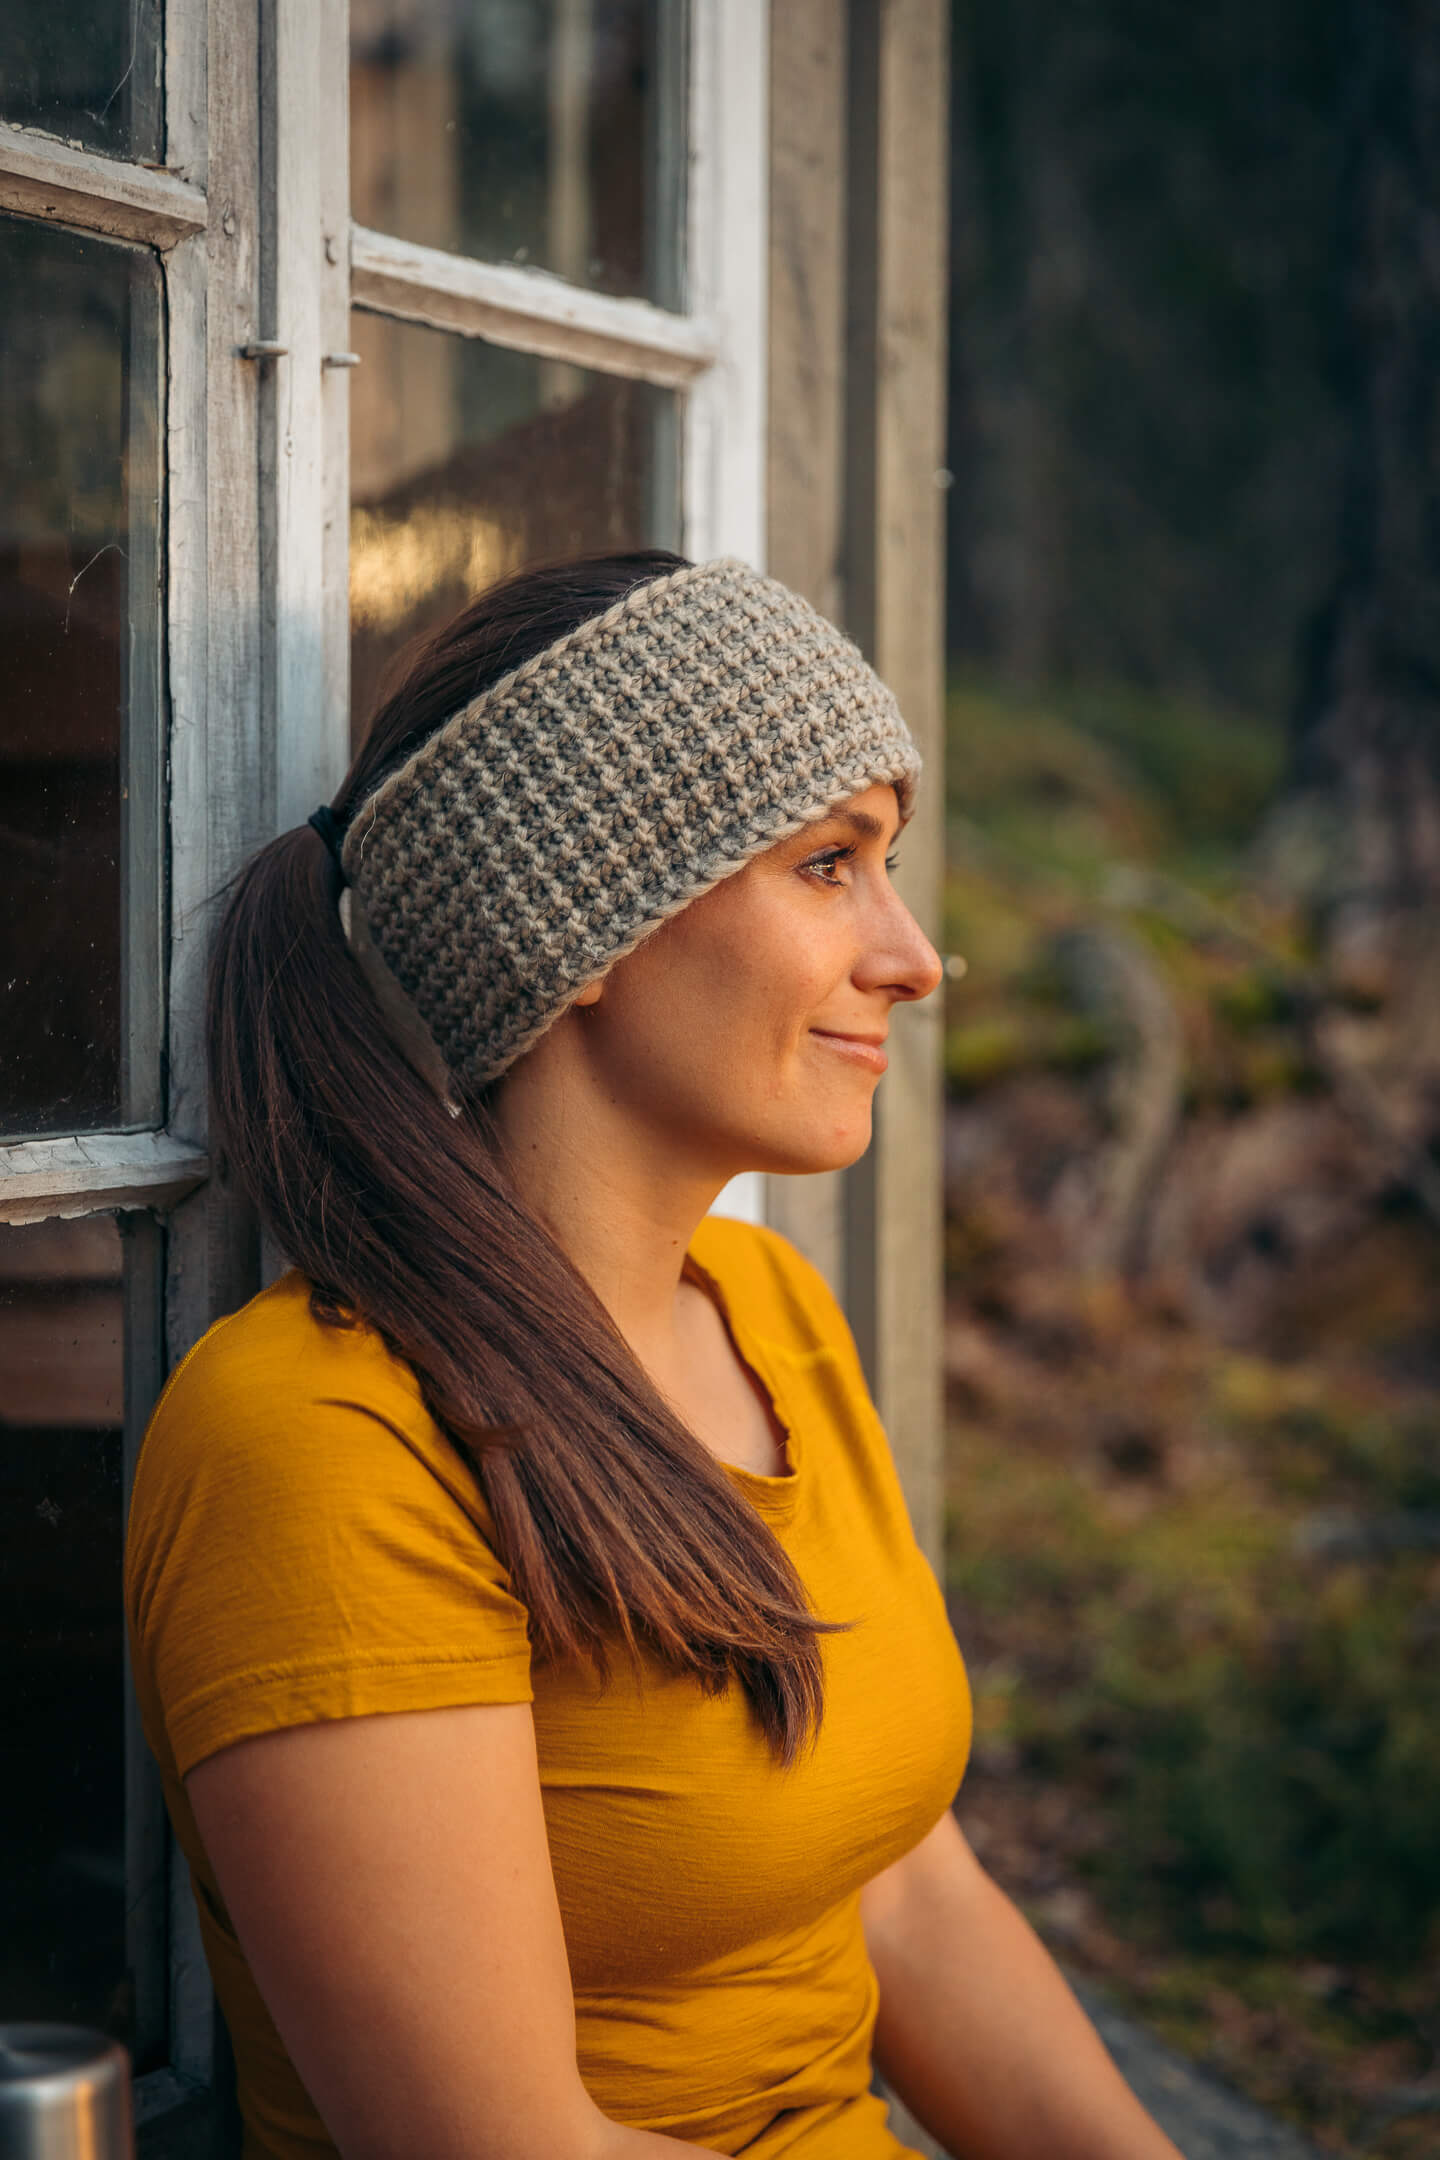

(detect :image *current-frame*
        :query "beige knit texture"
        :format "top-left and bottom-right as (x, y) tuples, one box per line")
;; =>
(340, 557), (921, 1088)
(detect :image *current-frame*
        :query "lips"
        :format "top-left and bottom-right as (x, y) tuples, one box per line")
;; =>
(809, 1029), (889, 1072)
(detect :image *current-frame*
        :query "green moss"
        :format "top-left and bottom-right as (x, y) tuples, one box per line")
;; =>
(1043, 1014), (1116, 1073)
(948, 1350), (1440, 1974)
(1053, 679), (1286, 851)
(946, 672), (1287, 866)
(941, 866), (1045, 979)
(1211, 969), (1296, 1030)
(944, 1017), (1031, 1094)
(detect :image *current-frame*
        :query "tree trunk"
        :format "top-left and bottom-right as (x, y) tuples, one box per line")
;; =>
(1286, 0), (1440, 967)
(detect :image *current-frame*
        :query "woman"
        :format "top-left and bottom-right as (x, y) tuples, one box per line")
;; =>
(125, 553), (1181, 2160)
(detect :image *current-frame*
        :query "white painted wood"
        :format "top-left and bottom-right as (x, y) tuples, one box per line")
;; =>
(162, 0), (265, 1361)
(165, 0), (209, 187)
(163, 0), (266, 1180)
(131, 2064), (215, 2134)
(713, 1172), (765, 1225)
(351, 224), (719, 387)
(122, 1214), (169, 2065)
(261, 0), (349, 833)
(0, 1133), (210, 1225)
(689, 0), (770, 1231)
(0, 0), (237, 2106)
(682, 0), (769, 569)
(153, 0), (268, 2101)
(160, 204), (210, 1142)
(168, 1841), (218, 2087)
(761, 0), (850, 1292)
(120, 254), (167, 1130)
(0, 122), (206, 246)
(319, 0), (353, 768)
(132, 2069), (206, 2128)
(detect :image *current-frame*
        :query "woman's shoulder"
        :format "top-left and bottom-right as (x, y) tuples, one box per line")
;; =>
(126, 1272), (529, 1782)
(158, 1269), (422, 1419)
(130, 1270), (476, 1535)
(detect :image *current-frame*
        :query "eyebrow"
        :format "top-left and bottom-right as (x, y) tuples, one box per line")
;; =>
(823, 808), (900, 846)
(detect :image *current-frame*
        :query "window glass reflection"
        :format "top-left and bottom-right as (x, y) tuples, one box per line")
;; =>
(0, 3), (163, 163)
(350, 309), (680, 737)
(0, 214), (163, 1140)
(0, 1216), (127, 2039)
(351, 0), (685, 309)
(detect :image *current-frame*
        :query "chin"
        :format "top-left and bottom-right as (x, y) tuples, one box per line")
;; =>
(747, 1114), (875, 1179)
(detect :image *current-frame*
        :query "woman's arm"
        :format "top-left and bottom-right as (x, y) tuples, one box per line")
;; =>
(186, 1702), (724, 2160)
(859, 1810), (1183, 2160)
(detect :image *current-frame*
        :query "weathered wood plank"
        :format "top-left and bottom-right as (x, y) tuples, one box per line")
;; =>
(319, 0), (352, 767)
(844, 8), (953, 2146)
(164, 0), (265, 1370)
(262, 0), (341, 832)
(841, 0), (949, 1582)
(352, 225), (717, 387)
(870, 0), (950, 1572)
(766, 0), (847, 624)
(0, 1133), (210, 1224)
(0, 122), (207, 246)
(683, 0), (769, 569)
(160, 0), (266, 2089)
(762, 0), (848, 1291)
(122, 1213), (169, 2063)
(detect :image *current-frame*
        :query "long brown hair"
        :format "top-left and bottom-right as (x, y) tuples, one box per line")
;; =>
(207, 552), (834, 1762)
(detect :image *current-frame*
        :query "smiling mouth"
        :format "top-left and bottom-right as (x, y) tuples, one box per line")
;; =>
(809, 1029), (889, 1073)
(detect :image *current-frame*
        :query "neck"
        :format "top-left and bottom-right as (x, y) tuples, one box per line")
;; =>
(489, 1033), (726, 1362)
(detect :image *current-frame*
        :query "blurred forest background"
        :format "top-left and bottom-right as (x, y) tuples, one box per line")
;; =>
(939, 2), (1440, 2153)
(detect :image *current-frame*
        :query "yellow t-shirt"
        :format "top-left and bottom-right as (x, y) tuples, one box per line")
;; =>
(125, 1218), (972, 2158)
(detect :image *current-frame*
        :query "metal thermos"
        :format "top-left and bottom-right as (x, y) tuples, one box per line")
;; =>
(0, 2026), (134, 2160)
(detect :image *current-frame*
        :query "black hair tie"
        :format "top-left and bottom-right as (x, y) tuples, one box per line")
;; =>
(307, 803), (347, 879)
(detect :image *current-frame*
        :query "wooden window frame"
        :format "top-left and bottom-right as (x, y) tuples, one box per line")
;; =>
(0, 0), (771, 1232)
(0, 0), (772, 2137)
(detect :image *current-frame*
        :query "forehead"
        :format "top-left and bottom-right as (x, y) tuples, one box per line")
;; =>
(699, 783), (904, 906)
(781, 782), (905, 844)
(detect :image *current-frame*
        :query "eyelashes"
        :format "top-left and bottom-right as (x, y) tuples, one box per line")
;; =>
(801, 843), (902, 884)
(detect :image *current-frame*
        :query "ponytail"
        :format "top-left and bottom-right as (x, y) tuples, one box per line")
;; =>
(206, 554), (835, 1762)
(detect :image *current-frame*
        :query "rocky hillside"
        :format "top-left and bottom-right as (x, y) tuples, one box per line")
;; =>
(941, 677), (1440, 2158)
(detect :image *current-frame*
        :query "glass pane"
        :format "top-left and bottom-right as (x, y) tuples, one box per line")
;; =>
(350, 309), (680, 736)
(0, 2), (163, 163)
(0, 213), (164, 1140)
(351, 0), (685, 308)
(0, 1216), (128, 2038)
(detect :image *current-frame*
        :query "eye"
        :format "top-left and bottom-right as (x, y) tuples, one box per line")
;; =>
(800, 843), (856, 885)
(799, 841), (903, 886)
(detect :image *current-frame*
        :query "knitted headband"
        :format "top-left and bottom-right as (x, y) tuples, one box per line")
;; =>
(332, 556), (921, 1093)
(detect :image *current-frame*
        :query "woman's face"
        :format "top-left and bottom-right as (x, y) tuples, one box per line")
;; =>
(560, 782), (943, 1179)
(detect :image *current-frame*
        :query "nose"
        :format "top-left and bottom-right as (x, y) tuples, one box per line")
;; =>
(855, 884), (944, 1004)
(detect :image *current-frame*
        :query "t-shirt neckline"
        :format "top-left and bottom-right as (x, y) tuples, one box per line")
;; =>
(681, 1239), (803, 1516)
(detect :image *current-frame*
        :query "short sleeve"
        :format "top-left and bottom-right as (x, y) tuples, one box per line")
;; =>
(125, 1281), (533, 1781)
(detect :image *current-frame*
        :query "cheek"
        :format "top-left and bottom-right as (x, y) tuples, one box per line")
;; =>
(689, 936), (818, 1030)
(603, 892), (835, 1083)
